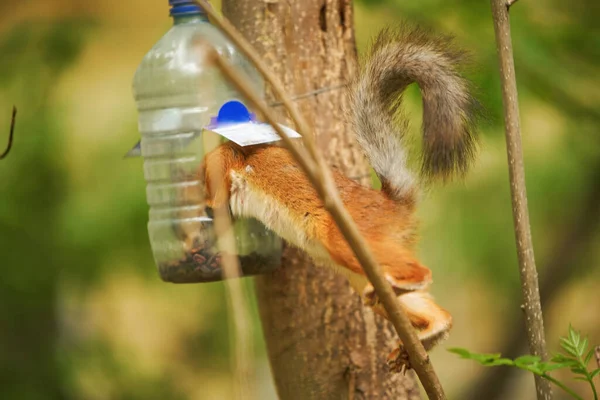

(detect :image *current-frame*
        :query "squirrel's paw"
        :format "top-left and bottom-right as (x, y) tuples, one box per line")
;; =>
(387, 342), (412, 374)
(362, 279), (413, 307)
(362, 283), (380, 307)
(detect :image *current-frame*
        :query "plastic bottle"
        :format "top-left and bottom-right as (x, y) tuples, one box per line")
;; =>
(132, 0), (281, 283)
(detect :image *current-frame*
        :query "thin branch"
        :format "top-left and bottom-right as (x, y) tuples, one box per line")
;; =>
(203, 44), (447, 400)
(489, 1), (552, 399)
(0, 106), (17, 160)
(595, 346), (600, 371)
(347, 367), (356, 400)
(210, 185), (255, 399)
(507, 0), (519, 9)
(201, 54), (254, 399)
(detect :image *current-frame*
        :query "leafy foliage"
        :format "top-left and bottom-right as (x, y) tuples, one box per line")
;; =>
(449, 326), (599, 400)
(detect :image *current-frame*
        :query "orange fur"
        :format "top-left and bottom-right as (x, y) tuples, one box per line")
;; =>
(205, 142), (425, 290)
(197, 142), (452, 354)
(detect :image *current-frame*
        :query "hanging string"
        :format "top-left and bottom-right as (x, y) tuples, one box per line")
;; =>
(268, 83), (347, 108)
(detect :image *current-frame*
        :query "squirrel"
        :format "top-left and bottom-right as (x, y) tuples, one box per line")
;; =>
(194, 27), (478, 372)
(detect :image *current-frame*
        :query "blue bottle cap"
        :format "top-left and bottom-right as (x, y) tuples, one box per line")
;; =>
(207, 101), (257, 128)
(204, 101), (301, 147)
(169, 0), (206, 17)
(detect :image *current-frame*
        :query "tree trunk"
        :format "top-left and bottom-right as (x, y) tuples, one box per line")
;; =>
(222, 1), (421, 399)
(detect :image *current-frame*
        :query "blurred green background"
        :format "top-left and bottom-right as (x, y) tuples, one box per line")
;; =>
(0, 0), (598, 399)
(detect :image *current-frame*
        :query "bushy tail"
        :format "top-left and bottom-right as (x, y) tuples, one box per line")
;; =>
(350, 27), (478, 204)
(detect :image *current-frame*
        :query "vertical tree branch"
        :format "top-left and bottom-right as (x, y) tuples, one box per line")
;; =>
(489, 1), (552, 399)
(213, 201), (255, 400)
(203, 122), (255, 398)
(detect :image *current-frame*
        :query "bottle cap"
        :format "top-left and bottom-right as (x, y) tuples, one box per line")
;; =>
(169, 0), (206, 17)
(205, 101), (302, 147)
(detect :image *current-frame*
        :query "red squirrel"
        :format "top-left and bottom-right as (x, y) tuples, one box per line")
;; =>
(197, 28), (478, 372)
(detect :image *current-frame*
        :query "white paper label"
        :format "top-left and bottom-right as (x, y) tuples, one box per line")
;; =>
(207, 122), (301, 147)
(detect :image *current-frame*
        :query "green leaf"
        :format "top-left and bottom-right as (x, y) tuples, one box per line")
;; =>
(447, 348), (472, 358)
(523, 365), (544, 375)
(569, 366), (587, 374)
(486, 358), (515, 367)
(579, 337), (588, 356)
(568, 325), (579, 346)
(560, 338), (580, 357)
(515, 355), (542, 367)
(478, 354), (505, 364)
(510, 355), (545, 375)
(551, 353), (575, 364)
(584, 348), (595, 365)
(539, 363), (571, 373)
(565, 326), (588, 358)
(590, 368), (600, 379)
(447, 348), (514, 367)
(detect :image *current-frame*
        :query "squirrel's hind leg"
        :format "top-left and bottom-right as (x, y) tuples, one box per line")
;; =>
(371, 291), (452, 373)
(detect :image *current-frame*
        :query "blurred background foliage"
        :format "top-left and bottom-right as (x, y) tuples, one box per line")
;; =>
(0, 0), (598, 399)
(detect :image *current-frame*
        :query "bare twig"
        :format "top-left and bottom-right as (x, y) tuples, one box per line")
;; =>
(203, 44), (447, 399)
(1, 106), (17, 160)
(347, 367), (356, 400)
(507, 0), (519, 8)
(489, 1), (552, 399)
(210, 185), (255, 399)
(198, 37), (254, 399)
(595, 346), (600, 371)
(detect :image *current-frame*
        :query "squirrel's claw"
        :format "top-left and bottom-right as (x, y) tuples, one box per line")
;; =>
(387, 343), (412, 374)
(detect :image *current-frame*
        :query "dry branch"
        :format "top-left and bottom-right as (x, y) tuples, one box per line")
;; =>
(198, 27), (447, 398)
(1, 106), (17, 160)
(489, 0), (552, 399)
(201, 69), (254, 399)
(211, 199), (255, 400)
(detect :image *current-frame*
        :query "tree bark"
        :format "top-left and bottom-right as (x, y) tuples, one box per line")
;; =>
(221, 1), (421, 399)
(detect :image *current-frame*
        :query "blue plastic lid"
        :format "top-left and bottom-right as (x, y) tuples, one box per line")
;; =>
(207, 101), (257, 128)
(169, 0), (206, 17)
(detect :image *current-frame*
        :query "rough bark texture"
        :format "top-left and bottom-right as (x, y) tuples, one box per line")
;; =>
(222, 1), (421, 399)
